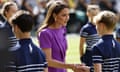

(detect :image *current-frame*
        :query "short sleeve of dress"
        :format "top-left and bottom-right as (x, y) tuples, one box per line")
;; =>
(92, 46), (103, 63)
(38, 30), (52, 48)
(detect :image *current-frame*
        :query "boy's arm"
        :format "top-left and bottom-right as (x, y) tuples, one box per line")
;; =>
(94, 63), (102, 72)
(44, 68), (48, 72)
(92, 46), (103, 72)
(79, 26), (88, 58)
(79, 37), (86, 57)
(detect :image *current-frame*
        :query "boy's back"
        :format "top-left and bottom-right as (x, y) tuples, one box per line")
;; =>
(7, 10), (48, 71)
(8, 38), (47, 71)
(92, 35), (120, 71)
(92, 10), (120, 72)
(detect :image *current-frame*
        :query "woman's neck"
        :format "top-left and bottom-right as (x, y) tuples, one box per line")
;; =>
(49, 23), (62, 29)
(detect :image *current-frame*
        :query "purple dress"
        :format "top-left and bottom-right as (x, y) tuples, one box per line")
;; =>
(38, 27), (67, 72)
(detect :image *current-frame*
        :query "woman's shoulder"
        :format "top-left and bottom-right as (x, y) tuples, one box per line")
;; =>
(38, 28), (52, 37)
(41, 28), (50, 33)
(39, 26), (66, 34)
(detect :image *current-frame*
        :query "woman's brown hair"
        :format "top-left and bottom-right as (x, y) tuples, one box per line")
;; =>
(37, 1), (69, 32)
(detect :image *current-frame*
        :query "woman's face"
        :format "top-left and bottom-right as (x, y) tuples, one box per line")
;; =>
(55, 8), (69, 26)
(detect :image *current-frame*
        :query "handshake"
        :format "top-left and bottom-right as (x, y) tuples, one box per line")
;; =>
(71, 64), (90, 72)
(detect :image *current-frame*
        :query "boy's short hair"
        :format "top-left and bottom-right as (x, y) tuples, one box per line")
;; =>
(10, 10), (34, 32)
(94, 11), (117, 30)
(87, 4), (100, 16)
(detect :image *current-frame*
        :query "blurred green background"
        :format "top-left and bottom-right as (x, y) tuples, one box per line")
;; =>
(66, 34), (81, 72)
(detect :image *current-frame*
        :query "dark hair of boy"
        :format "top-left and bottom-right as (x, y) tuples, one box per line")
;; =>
(11, 11), (34, 32)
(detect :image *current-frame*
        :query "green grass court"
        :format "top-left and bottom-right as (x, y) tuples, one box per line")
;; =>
(33, 34), (80, 72)
(66, 34), (81, 72)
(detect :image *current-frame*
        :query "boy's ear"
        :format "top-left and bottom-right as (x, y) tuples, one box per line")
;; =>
(5, 11), (7, 16)
(101, 23), (106, 31)
(86, 11), (91, 17)
(14, 25), (19, 32)
(86, 12), (89, 16)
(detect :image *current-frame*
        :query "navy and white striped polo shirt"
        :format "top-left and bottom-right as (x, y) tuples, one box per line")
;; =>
(0, 14), (20, 50)
(80, 22), (100, 50)
(92, 35), (120, 71)
(7, 38), (47, 72)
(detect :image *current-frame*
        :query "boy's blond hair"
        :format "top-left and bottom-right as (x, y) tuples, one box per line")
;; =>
(87, 4), (100, 16)
(1, 2), (17, 17)
(94, 11), (117, 30)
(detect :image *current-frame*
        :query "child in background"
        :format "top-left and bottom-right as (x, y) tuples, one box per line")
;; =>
(79, 4), (100, 71)
(92, 11), (120, 72)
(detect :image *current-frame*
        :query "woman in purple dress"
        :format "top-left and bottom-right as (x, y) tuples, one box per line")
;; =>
(37, 1), (89, 72)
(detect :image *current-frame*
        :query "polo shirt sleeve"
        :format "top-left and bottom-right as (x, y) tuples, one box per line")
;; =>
(38, 31), (52, 48)
(92, 46), (103, 63)
(6, 53), (16, 71)
(40, 50), (48, 68)
(80, 27), (88, 37)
